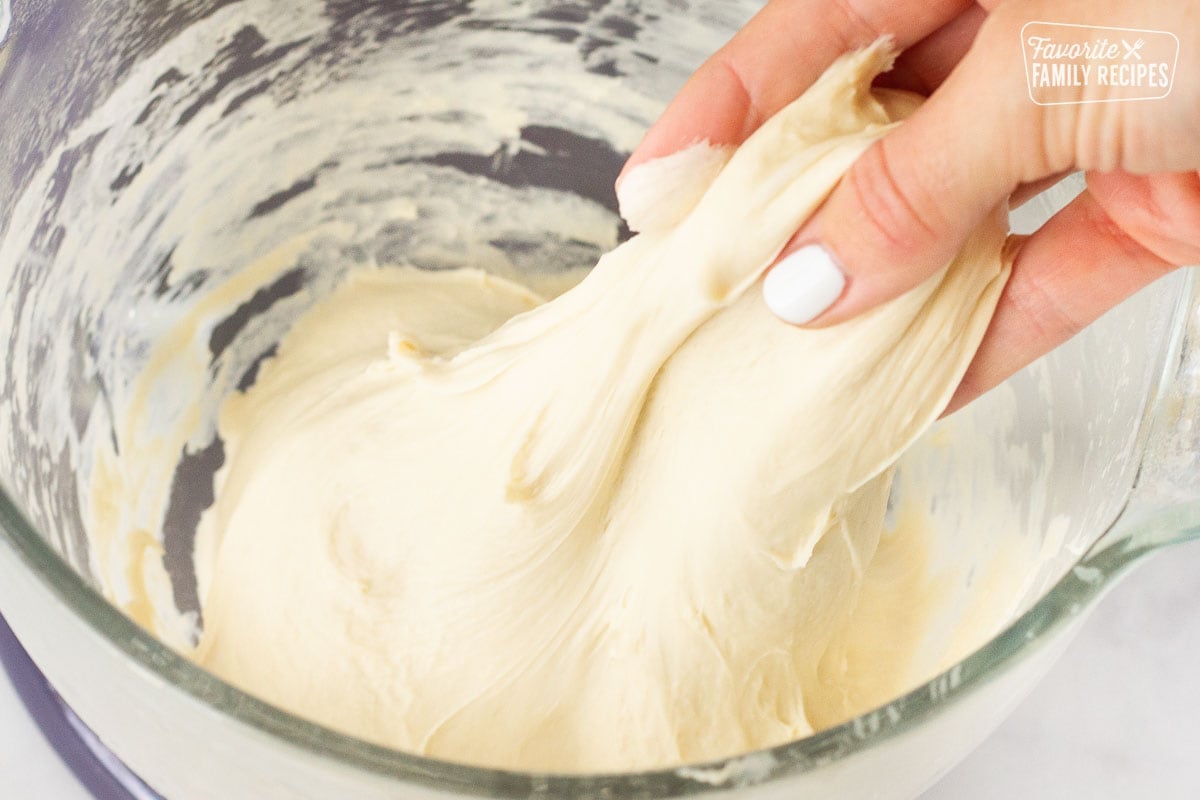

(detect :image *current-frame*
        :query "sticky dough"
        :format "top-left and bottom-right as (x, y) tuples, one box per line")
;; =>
(193, 42), (1011, 771)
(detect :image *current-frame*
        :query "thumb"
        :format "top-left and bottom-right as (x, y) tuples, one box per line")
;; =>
(763, 12), (1043, 326)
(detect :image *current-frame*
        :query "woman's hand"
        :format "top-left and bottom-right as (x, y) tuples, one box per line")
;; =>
(621, 0), (1200, 411)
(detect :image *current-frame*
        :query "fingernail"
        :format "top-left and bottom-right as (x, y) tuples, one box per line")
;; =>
(762, 244), (846, 325)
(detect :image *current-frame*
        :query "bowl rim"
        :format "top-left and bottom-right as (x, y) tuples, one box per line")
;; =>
(0, 271), (1193, 798)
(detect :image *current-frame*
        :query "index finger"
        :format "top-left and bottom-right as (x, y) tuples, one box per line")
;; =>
(619, 0), (971, 181)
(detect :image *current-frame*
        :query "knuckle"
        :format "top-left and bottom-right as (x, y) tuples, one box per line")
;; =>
(843, 140), (940, 257)
(1008, 270), (1087, 349)
(710, 53), (762, 135)
(826, 0), (882, 49)
(971, 1), (1073, 177)
(1141, 174), (1200, 264)
(1081, 190), (1156, 266)
(1095, 173), (1200, 266)
(1073, 103), (1129, 172)
(1034, 105), (1078, 176)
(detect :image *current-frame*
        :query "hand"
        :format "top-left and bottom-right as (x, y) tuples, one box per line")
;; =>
(621, 0), (1200, 412)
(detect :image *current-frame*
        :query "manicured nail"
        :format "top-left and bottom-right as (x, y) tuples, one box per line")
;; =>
(762, 244), (846, 325)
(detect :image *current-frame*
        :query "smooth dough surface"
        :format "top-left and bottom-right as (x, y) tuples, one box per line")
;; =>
(194, 43), (1011, 771)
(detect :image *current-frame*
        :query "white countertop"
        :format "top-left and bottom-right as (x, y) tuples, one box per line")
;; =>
(3, 540), (1199, 799)
(0, 645), (86, 797)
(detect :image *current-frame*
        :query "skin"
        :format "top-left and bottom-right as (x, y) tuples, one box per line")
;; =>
(620, 0), (1200, 412)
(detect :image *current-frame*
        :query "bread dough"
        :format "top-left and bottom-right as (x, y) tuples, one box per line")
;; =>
(193, 42), (1011, 771)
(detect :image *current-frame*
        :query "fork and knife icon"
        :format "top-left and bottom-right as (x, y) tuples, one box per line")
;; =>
(1121, 38), (1146, 60)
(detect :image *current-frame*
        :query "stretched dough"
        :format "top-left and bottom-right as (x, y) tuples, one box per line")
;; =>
(194, 41), (1011, 771)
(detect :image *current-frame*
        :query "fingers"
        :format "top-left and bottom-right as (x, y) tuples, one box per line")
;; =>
(762, 11), (1035, 325)
(619, 0), (971, 181)
(874, 2), (985, 95)
(1087, 170), (1200, 267)
(944, 187), (1178, 413)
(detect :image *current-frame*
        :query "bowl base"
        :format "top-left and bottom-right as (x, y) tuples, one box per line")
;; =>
(0, 614), (164, 800)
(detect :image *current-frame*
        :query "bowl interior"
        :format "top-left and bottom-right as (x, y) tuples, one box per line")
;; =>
(0, 0), (1185, 784)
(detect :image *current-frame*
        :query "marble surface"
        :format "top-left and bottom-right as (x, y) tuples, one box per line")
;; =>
(924, 538), (1200, 799)
(2, 540), (1199, 799)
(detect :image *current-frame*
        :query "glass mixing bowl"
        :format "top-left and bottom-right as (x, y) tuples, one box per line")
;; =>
(0, 1), (1197, 797)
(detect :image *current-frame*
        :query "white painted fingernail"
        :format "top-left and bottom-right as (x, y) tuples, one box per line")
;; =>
(762, 244), (846, 325)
